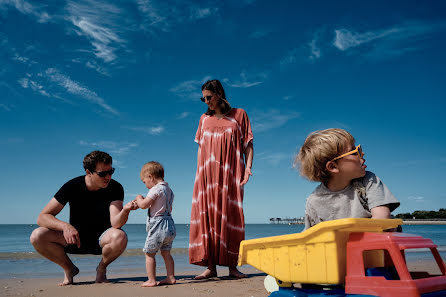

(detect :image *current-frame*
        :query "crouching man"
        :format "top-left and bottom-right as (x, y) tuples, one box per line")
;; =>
(30, 150), (138, 285)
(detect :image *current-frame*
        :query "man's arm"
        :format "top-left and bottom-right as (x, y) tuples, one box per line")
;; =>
(37, 198), (80, 247)
(110, 200), (138, 229)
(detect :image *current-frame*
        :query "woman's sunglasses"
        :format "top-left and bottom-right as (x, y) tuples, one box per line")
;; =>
(200, 95), (213, 102)
(331, 145), (364, 161)
(94, 168), (115, 177)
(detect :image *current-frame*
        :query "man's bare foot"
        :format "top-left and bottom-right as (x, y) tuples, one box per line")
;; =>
(194, 268), (217, 280)
(95, 264), (108, 283)
(141, 280), (157, 287)
(228, 267), (247, 279)
(157, 276), (176, 285)
(58, 265), (79, 286)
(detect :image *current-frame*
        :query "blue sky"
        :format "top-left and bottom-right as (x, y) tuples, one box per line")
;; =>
(1, 0), (445, 224)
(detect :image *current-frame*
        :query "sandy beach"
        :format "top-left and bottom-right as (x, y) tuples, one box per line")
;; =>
(1, 267), (269, 297)
(2, 261), (443, 297)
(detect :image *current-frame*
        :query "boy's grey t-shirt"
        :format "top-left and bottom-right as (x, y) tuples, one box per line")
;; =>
(304, 171), (400, 230)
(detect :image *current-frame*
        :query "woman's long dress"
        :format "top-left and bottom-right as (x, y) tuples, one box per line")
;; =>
(189, 108), (253, 267)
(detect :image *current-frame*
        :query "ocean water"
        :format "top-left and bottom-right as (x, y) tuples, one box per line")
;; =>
(1, 224), (445, 279)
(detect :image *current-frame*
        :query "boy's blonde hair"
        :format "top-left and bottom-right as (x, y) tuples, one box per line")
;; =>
(141, 161), (164, 179)
(295, 128), (355, 183)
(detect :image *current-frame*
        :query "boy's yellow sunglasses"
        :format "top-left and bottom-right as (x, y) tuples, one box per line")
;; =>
(331, 145), (364, 161)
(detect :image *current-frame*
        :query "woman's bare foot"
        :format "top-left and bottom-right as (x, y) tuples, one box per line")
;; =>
(95, 264), (109, 283)
(158, 275), (176, 285)
(58, 265), (79, 286)
(194, 268), (217, 280)
(141, 279), (157, 287)
(229, 267), (247, 279)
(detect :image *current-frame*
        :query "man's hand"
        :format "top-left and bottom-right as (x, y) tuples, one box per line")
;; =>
(124, 200), (138, 211)
(62, 224), (81, 248)
(240, 167), (252, 186)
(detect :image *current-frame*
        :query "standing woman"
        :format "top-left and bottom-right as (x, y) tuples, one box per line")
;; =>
(189, 79), (254, 279)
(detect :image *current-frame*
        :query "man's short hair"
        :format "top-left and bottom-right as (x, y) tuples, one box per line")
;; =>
(83, 151), (112, 172)
(295, 128), (355, 183)
(141, 161), (164, 179)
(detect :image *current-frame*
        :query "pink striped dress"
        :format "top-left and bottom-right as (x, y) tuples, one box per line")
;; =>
(189, 108), (253, 267)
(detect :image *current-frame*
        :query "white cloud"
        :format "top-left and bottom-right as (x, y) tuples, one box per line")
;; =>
(407, 196), (425, 202)
(249, 29), (271, 39)
(190, 7), (217, 20)
(280, 48), (299, 66)
(79, 140), (138, 156)
(177, 111), (190, 119)
(66, 0), (126, 63)
(136, 0), (217, 33)
(258, 152), (291, 166)
(85, 60), (110, 76)
(251, 109), (300, 133)
(0, 103), (12, 112)
(332, 22), (443, 57)
(333, 28), (399, 51)
(45, 68), (118, 115)
(170, 76), (211, 99)
(309, 38), (321, 60)
(18, 77), (50, 97)
(0, 0), (50, 23)
(137, 0), (170, 32)
(127, 125), (165, 135)
(223, 70), (267, 88)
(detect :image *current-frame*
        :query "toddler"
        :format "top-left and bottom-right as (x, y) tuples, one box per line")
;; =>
(135, 161), (176, 287)
(295, 128), (400, 230)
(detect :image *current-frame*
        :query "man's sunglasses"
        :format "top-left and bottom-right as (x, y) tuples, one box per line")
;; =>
(94, 168), (115, 177)
(331, 145), (364, 161)
(200, 95), (213, 102)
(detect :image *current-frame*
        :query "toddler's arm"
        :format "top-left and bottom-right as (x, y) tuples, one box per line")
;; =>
(135, 194), (154, 209)
(371, 205), (391, 219)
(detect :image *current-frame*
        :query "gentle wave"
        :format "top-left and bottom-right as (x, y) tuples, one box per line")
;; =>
(2, 246), (445, 260)
(0, 248), (189, 260)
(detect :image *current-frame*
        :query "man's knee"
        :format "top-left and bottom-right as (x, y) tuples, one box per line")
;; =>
(107, 229), (128, 247)
(30, 227), (47, 246)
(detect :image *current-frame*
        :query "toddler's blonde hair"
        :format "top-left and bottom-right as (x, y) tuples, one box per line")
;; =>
(295, 128), (355, 183)
(141, 161), (164, 179)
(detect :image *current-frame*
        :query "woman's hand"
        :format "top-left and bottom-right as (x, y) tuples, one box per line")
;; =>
(240, 167), (252, 186)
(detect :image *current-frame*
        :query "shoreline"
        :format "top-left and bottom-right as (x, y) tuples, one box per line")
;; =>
(402, 220), (446, 225)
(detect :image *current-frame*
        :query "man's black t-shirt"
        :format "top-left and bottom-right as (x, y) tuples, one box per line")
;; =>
(54, 176), (124, 254)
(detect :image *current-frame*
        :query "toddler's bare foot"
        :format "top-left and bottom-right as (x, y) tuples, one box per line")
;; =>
(229, 267), (247, 279)
(95, 264), (108, 283)
(158, 276), (176, 285)
(194, 268), (217, 280)
(58, 265), (79, 286)
(141, 280), (157, 287)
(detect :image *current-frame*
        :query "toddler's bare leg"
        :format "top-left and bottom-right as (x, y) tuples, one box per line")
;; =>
(142, 253), (157, 287)
(158, 250), (176, 285)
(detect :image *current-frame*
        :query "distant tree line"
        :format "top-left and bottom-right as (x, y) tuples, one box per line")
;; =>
(395, 209), (446, 220)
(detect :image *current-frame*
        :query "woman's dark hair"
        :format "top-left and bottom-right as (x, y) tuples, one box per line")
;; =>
(83, 150), (112, 172)
(202, 79), (231, 115)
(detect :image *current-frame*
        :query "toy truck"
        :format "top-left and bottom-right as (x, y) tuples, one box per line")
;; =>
(238, 218), (446, 297)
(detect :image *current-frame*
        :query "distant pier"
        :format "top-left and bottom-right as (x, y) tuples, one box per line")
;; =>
(269, 217), (304, 224)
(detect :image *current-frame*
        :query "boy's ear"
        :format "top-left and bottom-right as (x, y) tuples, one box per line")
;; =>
(326, 161), (339, 174)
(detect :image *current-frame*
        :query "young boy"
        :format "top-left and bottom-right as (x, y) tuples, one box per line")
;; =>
(135, 161), (176, 287)
(295, 128), (400, 230)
